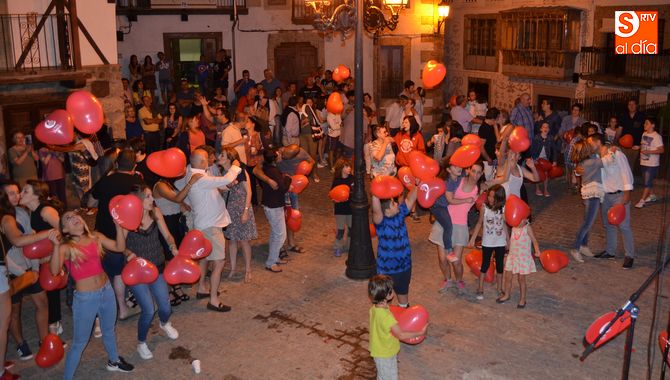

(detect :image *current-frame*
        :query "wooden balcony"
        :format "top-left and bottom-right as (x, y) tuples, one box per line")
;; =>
(116, 0), (247, 17)
(501, 50), (577, 81)
(580, 46), (670, 88)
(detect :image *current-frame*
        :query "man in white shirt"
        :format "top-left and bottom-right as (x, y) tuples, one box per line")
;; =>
(450, 95), (480, 134)
(385, 96), (405, 137)
(182, 149), (241, 311)
(221, 119), (248, 164)
(587, 134), (636, 269)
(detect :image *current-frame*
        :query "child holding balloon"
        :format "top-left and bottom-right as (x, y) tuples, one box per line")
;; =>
(496, 217), (541, 308)
(331, 158), (353, 257)
(368, 275), (427, 380)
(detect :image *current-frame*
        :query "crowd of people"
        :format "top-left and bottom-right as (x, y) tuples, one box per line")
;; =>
(0, 54), (665, 379)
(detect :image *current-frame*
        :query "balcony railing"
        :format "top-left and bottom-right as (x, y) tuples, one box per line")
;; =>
(292, 0), (347, 25)
(501, 49), (577, 80)
(117, 0), (247, 15)
(0, 13), (76, 73)
(580, 47), (670, 87)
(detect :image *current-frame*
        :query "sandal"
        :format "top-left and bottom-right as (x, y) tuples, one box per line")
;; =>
(206, 302), (232, 313)
(265, 265), (282, 273)
(276, 259), (289, 265)
(517, 303), (526, 309)
(170, 293), (182, 307)
(288, 246), (305, 253)
(172, 285), (190, 301)
(496, 296), (510, 304)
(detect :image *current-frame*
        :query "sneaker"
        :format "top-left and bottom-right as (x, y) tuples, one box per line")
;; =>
(107, 356), (134, 372)
(476, 291), (484, 300)
(438, 279), (454, 294)
(16, 342), (32, 361)
(570, 249), (584, 263)
(137, 343), (153, 360)
(160, 322), (179, 340)
(4, 361), (14, 370)
(623, 257), (634, 269)
(50, 321), (63, 336)
(594, 251), (616, 259)
(446, 252), (458, 263)
(333, 249), (342, 257)
(646, 194), (658, 203)
(456, 281), (465, 295)
(635, 200), (645, 209)
(0, 369), (20, 380)
(579, 246), (594, 257)
(535, 189), (543, 196)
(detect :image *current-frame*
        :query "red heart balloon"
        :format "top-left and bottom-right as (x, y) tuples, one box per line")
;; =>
(39, 263), (68, 291)
(421, 60), (446, 89)
(461, 134), (482, 148)
(370, 176), (404, 199)
(539, 249), (569, 273)
(326, 92), (344, 114)
(285, 207), (302, 232)
(35, 334), (64, 368)
(509, 127), (530, 153)
(536, 158), (552, 172)
(395, 305), (429, 344)
(607, 204), (626, 226)
(408, 152), (439, 182)
(369, 223), (377, 238)
(329, 184), (350, 203)
(619, 134), (634, 149)
(585, 311), (632, 348)
(147, 148), (187, 178)
(23, 238), (54, 260)
(289, 174), (309, 194)
(164, 256), (201, 285)
(109, 194), (143, 230)
(397, 166), (416, 190)
(333, 64), (350, 82)
(179, 230), (212, 260)
(504, 195), (530, 227)
(549, 165), (564, 179)
(121, 258), (159, 286)
(659, 331), (670, 364)
(66, 90), (103, 134)
(464, 249), (495, 283)
(35, 109), (75, 146)
(295, 161), (314, 176)
(450, 145), (480, 168)
(417, 178), (446, 208)
(475, 192), (487, 211)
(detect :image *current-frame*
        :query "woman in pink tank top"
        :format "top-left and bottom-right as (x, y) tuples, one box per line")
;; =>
(48, 211), (135, 379)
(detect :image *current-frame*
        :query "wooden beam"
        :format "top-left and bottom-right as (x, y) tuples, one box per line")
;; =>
(65, 0), (109, 65)
(0, 70), (91, 86)
(14, 0), (58, 70)
(68, 0), (82, 69)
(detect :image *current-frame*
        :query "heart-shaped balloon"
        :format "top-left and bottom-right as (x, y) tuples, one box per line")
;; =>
(408, 151), (439, 182)
(39, 263), (68, 291)
(35, 334), (64, 368)
(285, 207), (302, 232)
(508, 127), (530, 153)
(289, 174), (309, 194)
(121, 258), (159, 286)
(370, 176), (404, 199)
(417, 178), (446, 208)
(504, 195), (530, 227)
(475, 191), (487, 211)
(35, 109), (75, 146)
(390, 305), (429, 344)
(450, 145), (480, 168)
(464, 249), (495, 283)
(164, 256), (201, 285)
(23, 238), (54, 260)
(66, 90), (104, 134)
(461, 134), (482, 148)
(584, 311), (632, 348)
(607, 204), (626, 226)
(329, 184), (350, 203)
(109, 194), (143, 230)
(535, 158), (552, 172)
(548, 165), (564, 179)
(539, 249), (569, 273)
(333, 64), (350, 82)
(369, 223), (377, 238)
(397, 166), (416, 190)
(619, 134), (634, 149)
(421, 60), (447, 89)
(147, 148), (187, 178)
(179, 230), (212, 260)
(326, 92), (344, 114)
(659, 331), (670, 364)
(295, 161), (314, 176)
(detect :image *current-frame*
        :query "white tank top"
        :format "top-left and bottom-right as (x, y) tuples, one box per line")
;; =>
(153, 182), (181, 216)
(482, 206), (507, 247)
(503, 164), (524, 199)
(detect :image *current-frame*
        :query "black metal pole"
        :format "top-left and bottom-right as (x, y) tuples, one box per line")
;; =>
(622, 306), (639, 380)
(345, 0), (376, 280)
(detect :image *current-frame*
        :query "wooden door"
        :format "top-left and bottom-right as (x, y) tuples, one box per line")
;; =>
(3, 102), (63, 149)
(163, 32), (223, 86)
(379, 46), (403, 99)
(274, 42), (318, 85)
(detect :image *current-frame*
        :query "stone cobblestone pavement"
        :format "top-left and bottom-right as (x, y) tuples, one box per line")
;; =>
(12, 172), (670, 379)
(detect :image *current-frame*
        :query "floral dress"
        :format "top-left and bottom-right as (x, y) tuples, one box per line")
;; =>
(504, 223), (536, 275)
(223, 164), (258, 241)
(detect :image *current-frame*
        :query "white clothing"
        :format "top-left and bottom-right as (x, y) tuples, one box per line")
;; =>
(222, 126), (247, 164)
(482, 206), (507, 248)
(327, 112), (342, 138)
(385, 102), (403, 131)
(640, 131), (663, 167)
(600, 150), (634, 193)
(450, 106), (473, 133)
(183, 166), (241, 230)
(502, 164), (524, 199)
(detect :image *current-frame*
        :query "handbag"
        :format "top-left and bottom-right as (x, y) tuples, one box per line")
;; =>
(0, 231), (38, 296)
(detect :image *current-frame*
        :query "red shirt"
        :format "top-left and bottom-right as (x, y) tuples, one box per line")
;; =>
(394, 132), (425, 167)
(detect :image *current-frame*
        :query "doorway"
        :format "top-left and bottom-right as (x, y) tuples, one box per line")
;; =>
(3, 101), (63, 150)
(273, 42), (318, 86)
(163, 32), (223, 90)
(467, 77), (490, 104)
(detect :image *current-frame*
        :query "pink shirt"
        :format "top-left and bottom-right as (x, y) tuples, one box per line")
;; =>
(448, 180), (478, 225)
(65, 241), (104, 281)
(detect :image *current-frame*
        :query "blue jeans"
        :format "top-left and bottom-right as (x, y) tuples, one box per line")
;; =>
(573, 197), (600, 249)
(263, 206), (287, 267)
(601, 192), (635, 258)
(430, 205), (453, 251)
(130, 274), (172, 342)
(64, 281), (119, 380)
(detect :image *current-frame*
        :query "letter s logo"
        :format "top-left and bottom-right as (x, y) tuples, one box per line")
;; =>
(615, 11), (639, 38)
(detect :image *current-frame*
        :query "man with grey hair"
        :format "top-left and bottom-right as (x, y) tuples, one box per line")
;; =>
(510, 93), (534, 140)
(261, 68), (281, 96)
(181, 149), (241, 312)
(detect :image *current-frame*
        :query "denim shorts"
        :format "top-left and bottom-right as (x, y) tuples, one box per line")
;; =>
(286, 192), (299, 210)
(642, 165), (658, 188)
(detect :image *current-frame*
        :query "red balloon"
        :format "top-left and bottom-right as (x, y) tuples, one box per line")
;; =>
(285, 207), (302, 232)
(333, 64), (350, 82)
(370, 176), (404, 199)
(421, 60), (446, 89)
(536, 158), (552, 172)
(534, 168), (547, 182)
(563, 129), (575, 144)
(397, 166), (416, 190)
(164, 256), (201, 285)
(23, 238), (54, 260)
(395, 305), (429, 344)
(607, 204), (626, 226)
(179, 230), (212, 260)
(296, 161), (314, 176)
(450, 145), (480, 168)
(329, 184), (350, 203)
(585, 311), (632, 348)
(508, 127), (530, 153)
(147, 148), (187, 178)
(619, 134), (634, 149)
(465, 249), (495, 283)
(659, 331), (670, 364)
(461, 134), (482, 148)
(408, 151), (439, 182)
(326, 92), (344, 114)
(539, 250), (569, 273)
(121, 258), (158, 286)
(548, 165), (564, 179)
(39, 263), (68, 291)
(35, 334), (64, 368)
(109, 194), (143, 230)
(448, 95), (457, 107)
(35, 109), (75, 145)
(66, 90), (103, 134)
(289, 174), (309, 194)
(475, 192), (487, 211)
(332, 70), (342, 83)
(504, 195), (530, 227)
(417, 178), (446, 208)
(369, 223), (377, 238)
